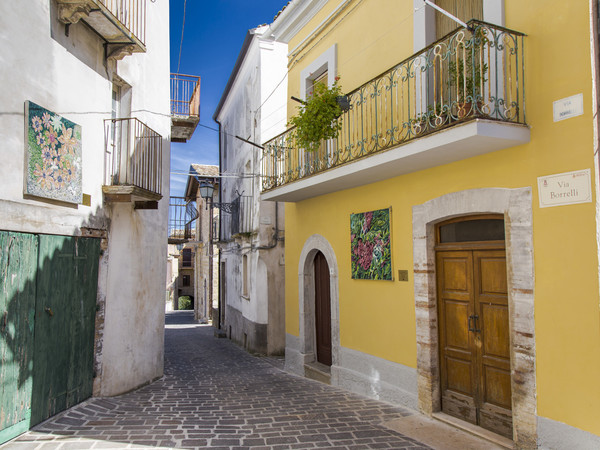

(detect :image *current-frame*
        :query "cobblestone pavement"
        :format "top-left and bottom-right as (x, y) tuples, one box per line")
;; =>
(3, 311), (430, 450)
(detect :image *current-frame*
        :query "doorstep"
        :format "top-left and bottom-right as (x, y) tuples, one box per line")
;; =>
(382, 412), (513, 450)
(304, 361), (331, 385)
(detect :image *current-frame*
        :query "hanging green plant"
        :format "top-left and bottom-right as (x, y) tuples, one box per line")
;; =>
(289, 77), (345, 152)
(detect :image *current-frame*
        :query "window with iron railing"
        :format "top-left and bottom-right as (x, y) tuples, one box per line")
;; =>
(182, 249), (192, 267)
(170, 74), (201, 118)
(168, 197), (198, 243)
(261, 20), (526, 191)
(104, 118), (163, 195)
(230, 196), (253, 237)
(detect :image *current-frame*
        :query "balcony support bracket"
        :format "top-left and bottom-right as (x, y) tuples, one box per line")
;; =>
(56, 0), (95, 25)
(106, 43), (137, 61)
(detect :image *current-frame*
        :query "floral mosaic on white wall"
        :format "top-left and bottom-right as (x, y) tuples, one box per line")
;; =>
(24, 101), (82, 204)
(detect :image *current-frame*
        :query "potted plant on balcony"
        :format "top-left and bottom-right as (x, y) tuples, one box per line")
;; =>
(289, 77), (348, 152)
(448, 27), (489, 119)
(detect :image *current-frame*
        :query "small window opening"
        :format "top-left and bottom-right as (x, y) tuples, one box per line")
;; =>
(438, 218), (504, 243)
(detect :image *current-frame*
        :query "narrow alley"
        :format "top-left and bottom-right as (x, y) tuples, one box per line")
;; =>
(1, 312), (503, 450)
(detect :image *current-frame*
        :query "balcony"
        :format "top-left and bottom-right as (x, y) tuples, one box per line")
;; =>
(168, 197), (198, 244)
(56, 0), (146, 60)
(171, 74), (201, 143)
(230, 196), (253, 237)
(261, 21), (529, 202)
(103, 118), (163, 207)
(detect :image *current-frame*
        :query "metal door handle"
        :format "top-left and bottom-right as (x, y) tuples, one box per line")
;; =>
(468, 315), (480, 332)
(44, 307), (54, 317)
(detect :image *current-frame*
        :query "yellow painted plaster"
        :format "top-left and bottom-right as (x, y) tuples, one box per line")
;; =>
(282, 0), (600, 437)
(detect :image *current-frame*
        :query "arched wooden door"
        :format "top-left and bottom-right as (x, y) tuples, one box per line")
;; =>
(436, 216), (512, 439)
(314, 251), (332, 366)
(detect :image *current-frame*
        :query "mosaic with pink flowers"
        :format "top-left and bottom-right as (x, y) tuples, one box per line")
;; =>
(25, 101), (82, 204)
(350, 208), (392, 280)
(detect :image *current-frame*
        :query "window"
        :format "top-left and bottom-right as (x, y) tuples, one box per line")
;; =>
(299, 45), (337, 163)
(437, 216), (505, 243)
(182, 275), (190, 287)
(435, 0), (482, 39)
(182, 248), (192, 267)
(300, 44), (337, 101)
(413, 0), (504, 52)
(309, 71), (328, 98)
(242, 254), (249, 298)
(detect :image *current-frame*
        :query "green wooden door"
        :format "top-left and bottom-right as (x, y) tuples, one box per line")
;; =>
(31, 235), (100, 427)
(0, 232), (38, 443)
(0, 232), (100, 442)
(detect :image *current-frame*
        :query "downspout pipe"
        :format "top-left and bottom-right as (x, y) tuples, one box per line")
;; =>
(215, 118), (223, 330)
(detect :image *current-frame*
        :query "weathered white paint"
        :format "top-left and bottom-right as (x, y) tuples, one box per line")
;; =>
(333, 346), (418, 411)
(0, 0), (171, 396)
(214, 25), (287, 355)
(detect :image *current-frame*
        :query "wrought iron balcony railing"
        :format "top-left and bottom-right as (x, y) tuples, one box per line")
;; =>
(170, 73), (201, 143)
(56, 0), (146, 59)
(171, 74), (201, 118)
(168, 197), (198, 243)
(230, 196), (253, 237)
(261, 20), (526, 192)
(99, 0), (146, 45)
(104, 118), (163, 199)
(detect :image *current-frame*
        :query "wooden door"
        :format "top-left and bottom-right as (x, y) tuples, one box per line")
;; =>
(437, 248), (512, 438)
(0, 233), (100, 443)
(31, 235), (100, 426)
(0, 232), (38, 443)
(314, 251), (332, 366)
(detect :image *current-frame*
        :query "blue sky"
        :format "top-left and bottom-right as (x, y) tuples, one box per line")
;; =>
(169, 0), (289, 196)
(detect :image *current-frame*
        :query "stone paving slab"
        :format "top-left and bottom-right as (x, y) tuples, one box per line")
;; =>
(2, 312), (431, 450)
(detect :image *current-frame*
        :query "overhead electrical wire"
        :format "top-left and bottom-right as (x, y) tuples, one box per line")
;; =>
(176, 0), (187, 73)
(173, 4), (427, 162)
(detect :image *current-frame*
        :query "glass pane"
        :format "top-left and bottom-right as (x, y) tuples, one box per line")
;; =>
(439, 219), (504, 243)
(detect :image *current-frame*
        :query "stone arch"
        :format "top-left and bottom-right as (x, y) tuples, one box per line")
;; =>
(412, 187), (536, 448)
(298, 234), (340, 367)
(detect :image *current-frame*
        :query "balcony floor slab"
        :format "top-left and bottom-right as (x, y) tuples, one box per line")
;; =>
(261, 119), (530, 203)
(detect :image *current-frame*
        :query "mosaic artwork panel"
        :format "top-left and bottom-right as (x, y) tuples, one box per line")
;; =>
(350, 208), (392, 280)
(24, 101), (82, 204)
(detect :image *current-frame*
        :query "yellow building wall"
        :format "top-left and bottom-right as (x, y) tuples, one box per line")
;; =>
(283, 0), (600, 437)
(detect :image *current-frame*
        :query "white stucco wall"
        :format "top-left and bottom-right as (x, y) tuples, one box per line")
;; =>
(0, 0), (170, 396)
(215, 26), (287, 353)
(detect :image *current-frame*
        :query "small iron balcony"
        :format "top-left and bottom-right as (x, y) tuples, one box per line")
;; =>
(168, 197), (198, 244)
(56, 0), (146, 60)
(103, 118), (163, 206)
(171, 73), (201, 143)
(261, 20), (528, 202)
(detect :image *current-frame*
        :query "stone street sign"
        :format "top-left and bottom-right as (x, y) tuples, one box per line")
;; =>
(537, 168), (592, 208)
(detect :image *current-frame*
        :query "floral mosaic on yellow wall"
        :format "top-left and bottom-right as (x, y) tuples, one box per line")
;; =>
(24, 101), (82, 204)
(350, 208), (392, 280)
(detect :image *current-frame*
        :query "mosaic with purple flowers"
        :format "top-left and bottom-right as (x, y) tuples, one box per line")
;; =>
(350, 208), (392, 280)
(25, 101), (82, 204)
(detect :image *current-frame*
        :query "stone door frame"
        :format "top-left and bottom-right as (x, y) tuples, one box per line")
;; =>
(298, 234), (340, 367)
(412, 188), (537, 448)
